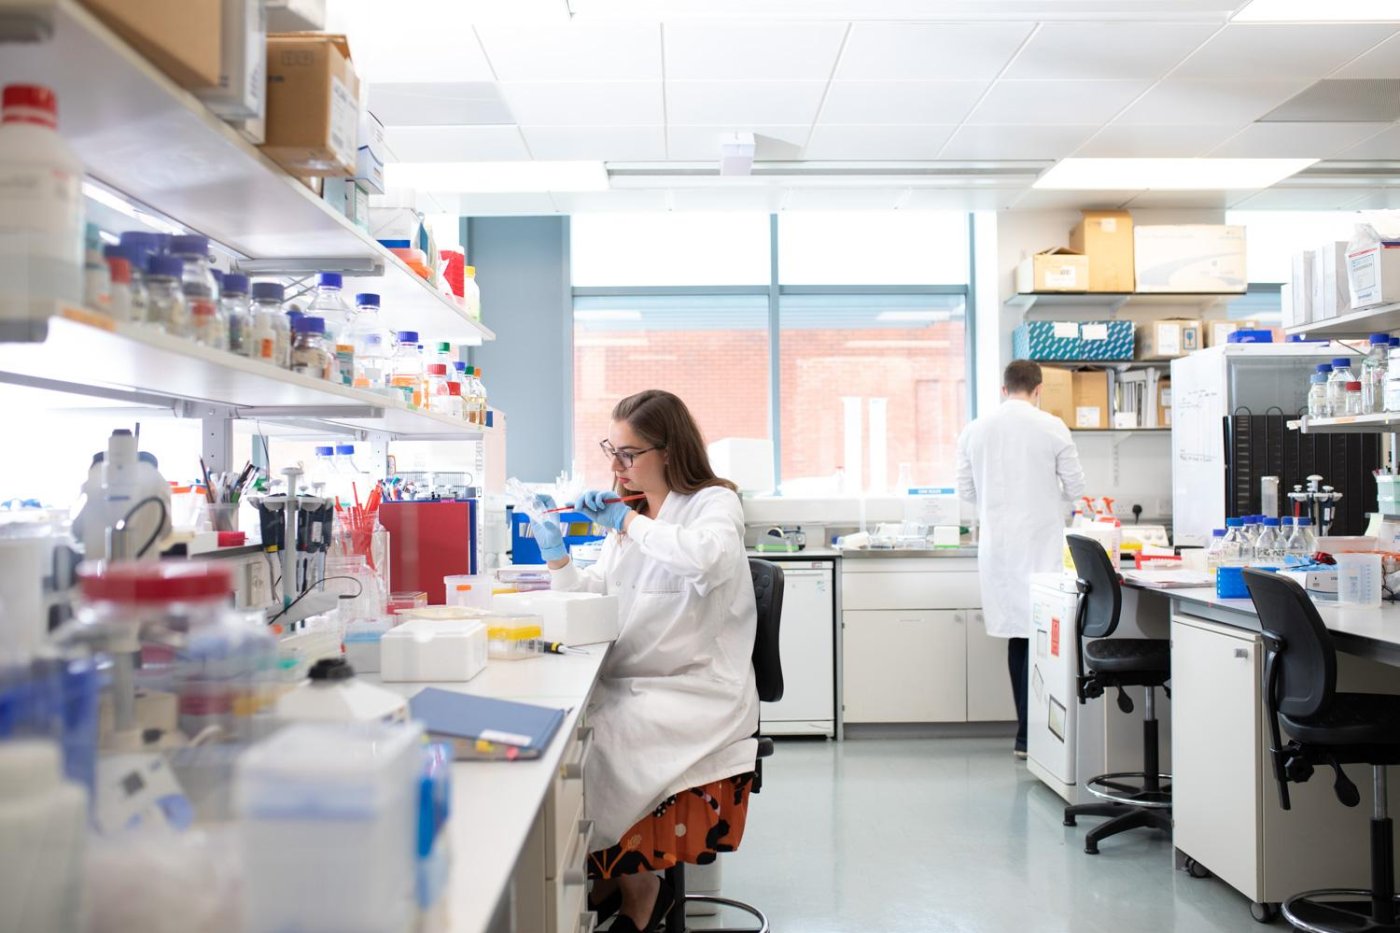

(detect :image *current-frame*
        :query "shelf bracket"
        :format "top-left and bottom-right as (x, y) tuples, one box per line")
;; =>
(237, 258), (385, 278)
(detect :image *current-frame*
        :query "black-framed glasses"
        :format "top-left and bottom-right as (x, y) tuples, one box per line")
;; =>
(600, 440), (663, 468)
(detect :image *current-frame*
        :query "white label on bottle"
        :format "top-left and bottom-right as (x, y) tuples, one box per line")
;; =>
(329, 77), (358, 169)
(1081, 323), (1109, 341)
(1053, 322), (1079, 339)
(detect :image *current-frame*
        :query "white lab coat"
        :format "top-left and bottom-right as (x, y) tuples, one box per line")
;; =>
(956, 398), (1086, 639)
(550, 485), (760, 849)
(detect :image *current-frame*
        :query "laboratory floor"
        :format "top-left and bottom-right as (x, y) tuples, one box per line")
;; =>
(697, 736), (1262, 933)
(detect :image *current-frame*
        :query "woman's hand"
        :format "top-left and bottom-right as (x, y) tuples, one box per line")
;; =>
(578, 489), (634, 532)
(529, 494), (569, 561)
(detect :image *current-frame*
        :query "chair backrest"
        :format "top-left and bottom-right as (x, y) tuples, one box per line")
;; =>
(1066, 534), (1121, 639)
(1243, 568), (1336, 720)
(749, 558), (785, 703)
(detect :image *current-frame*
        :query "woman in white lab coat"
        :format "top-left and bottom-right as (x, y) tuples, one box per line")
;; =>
(529, 389), (759, 933)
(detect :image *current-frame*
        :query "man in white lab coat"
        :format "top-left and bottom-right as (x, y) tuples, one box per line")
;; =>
(956, 360), (1085, 758)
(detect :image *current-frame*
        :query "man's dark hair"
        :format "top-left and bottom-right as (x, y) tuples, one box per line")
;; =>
(1003, 360), (1043, 396)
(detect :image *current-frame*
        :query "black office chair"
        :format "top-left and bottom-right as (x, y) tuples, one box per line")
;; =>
(1061, 534), (1173, 854)
(1245, 568), (1400, 932)
(662, 558), (784, 933)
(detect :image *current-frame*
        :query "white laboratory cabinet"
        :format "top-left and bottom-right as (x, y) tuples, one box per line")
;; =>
(840, 556), (1016, 725)
(1172, 612), (1400, 913)
(760, 560), (836, 737)
(1026, 575), (1172, 804)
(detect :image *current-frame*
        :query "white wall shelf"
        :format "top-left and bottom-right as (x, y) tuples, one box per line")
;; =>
(1286, 413), (1400, 435)
(1284, 303), (1400, 340)
(0, 309), (490, 440)
(0, 0), (493, 345)
(1006, 292), (1240, 316)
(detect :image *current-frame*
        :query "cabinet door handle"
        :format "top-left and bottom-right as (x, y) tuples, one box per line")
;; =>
(562, 820), (596, 887)
(1233, 648), (1249, 659)
(562, 727), (594, 780)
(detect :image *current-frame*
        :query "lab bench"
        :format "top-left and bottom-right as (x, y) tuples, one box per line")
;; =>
(1124, 584), (1400, 919)
(367, 647), (608, 933)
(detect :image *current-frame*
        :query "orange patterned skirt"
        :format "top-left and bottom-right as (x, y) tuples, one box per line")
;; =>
(587, 772), (755, 879)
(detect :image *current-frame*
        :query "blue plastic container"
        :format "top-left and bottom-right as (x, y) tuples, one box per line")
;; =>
(1216, 564), (1277, 599)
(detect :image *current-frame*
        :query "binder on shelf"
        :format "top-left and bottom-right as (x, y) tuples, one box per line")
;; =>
(409, 688), (566, 761)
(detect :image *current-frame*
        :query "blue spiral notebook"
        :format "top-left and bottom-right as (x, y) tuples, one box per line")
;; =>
(409, 688), (567, 761)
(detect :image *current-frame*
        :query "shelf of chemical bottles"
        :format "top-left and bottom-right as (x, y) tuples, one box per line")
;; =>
(0, 0), (494, 347)
(1284, 302), (1400, 341)
(1005, 292), (1241, 316)
(0, 307), (493, 440)
(1286, 412), (1400, 434)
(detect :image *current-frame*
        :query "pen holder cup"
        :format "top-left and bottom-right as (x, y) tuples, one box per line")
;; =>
(204, 503), (240, 533)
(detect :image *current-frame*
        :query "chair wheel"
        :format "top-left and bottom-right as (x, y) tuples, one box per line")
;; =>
(1184, 857), (1211, 879)
(1249, 901), (1279, 923)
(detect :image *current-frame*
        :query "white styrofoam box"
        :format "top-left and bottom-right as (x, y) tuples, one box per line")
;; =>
(1285, 250), (1313, 328)
(380, 619), (487, 682)
(1134, 225), (1247, 294)
(1348, 243), (1400, 311)
(490, 591), (620, 645)
(1315, 241), (1352, 319)
(707, 438), (775, 494)
(355, 111), (387, 195)
(196, 0), (267, 120)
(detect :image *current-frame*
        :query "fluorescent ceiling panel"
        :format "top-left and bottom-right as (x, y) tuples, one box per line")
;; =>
(1233, 1), (1400, 21)
(384, 161), (609, 193)
(1035, 157), (1317, 190)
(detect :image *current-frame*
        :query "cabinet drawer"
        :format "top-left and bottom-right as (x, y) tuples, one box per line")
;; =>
(547, 820), (593, 933)
(841, 571), (980, 610)
(546, 725), (592, 878)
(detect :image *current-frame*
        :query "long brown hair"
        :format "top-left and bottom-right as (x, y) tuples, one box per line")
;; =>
(611, 390), (737, 512)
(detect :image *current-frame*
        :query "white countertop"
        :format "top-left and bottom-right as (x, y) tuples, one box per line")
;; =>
(366, 646), (609, 933)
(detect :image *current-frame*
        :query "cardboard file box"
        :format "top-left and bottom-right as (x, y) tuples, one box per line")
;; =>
(1038, 366), (1074, 428)
(1137, 319), (1202, 360)
(81, 0), (222, 89)
(1013, 321), (1083, 361)
(261, 33), (361, 177)
(1016, 247), (1089, 293)
(1072, 370), (1110, 430)
(1078, 320), (1135, 361)
(1069, 210), (1134, 292)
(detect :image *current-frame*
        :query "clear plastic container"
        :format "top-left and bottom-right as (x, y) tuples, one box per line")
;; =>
(1253, 517), (1282, 565)
(391, 330), (425, 409)
(291, 315), (333, 380)
(486, 618), (544, 660)
(1218, 517), (1251, 567)
(116, 234), (154, 325)
(306, 272), (353, 346)
(1362, 333), (1389, 414)
(171, 234), (219, 339)
(1307, 373), (1329, 419)
(1328, 357), (1354, 418)
(473, 366), (488, 424)
(190, 293), (229, 350)
(221, 273), (252, 356)
(1204, 528), (1226, 576)
(1345, 380), (1364, 416)
(349, 293), (395, 389)
(462, 265), (481, 321)
(144, 254), (189, 336)
(1285, 516), (1317, 558)
(425, 363), (452, 415)
(443, 381), (466, 420)
(323, 555), (387, 622)
(250, 282), (290, 368)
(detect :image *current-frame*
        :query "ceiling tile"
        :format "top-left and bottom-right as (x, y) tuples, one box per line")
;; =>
(668, 187), (788, 212)
(818, 81), (989, 125)
(520, 125), (666, 161)
(1335, 34), (1400, 79)
(1174, 24), (1398, 80)
(939, 124), (1099, 160)
(1337, 125), (1400, 159)
(1231, 187), (1382, 210)
(1073, 124), (1240, 158)
(666, 81), (827, 125)
(348, 33), (497, 84)
(1009, 190), (1139, 210)
(1003, 24), (1217, 80)
(549, 190), (671, 213)
(803, 125), (957, 160)
(367, 83), (513, 126)
(664, 22), (848, 81)
(666, 125), (809, 161)
(476, 23), (662, 81)
(501, 82), (663, 126)
(1114, 79), (1313, 125)
(1209, 122), (1391, 158)
(383, 125), (530, 162)
(836, 23), (1035, 81)
(783, 188), (908, 210)
(966, 80), (1150, 125)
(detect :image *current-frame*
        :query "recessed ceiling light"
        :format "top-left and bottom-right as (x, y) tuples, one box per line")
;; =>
(1034, 158), (1317, 191)
(1233, 0), (1400, 21)
(383, 161), (609, 194)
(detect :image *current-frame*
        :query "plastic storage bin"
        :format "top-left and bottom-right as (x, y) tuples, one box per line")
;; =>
(380, 619), (488, 682)
(1216, 565), (1277, 599)
(485, 616), (543, 660)
(491, 591), (620, 645)
(236, 721), (423, 933)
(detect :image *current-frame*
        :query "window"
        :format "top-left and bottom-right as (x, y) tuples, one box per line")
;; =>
(573, 294), (770, 488)
(779, 294), (968, 492)
(570, 213), (771, 287)
(778, 211), (969, 285)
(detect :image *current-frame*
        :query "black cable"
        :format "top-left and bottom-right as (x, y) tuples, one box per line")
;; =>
(266, 574), (365, 626)
(118, 495), (169, 558)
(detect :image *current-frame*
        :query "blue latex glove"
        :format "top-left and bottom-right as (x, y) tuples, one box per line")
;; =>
(529, 494), (567, 561)
(578, 489), (634, 531)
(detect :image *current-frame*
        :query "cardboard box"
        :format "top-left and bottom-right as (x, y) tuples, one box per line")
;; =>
(1072, 370), (1110, 430)
(1069, 210), (1135, 293)
(1205, 319), (1258, 348)
(1078, 320), (1135, 361)
(1315, 241), (1352, 319)
(81, 0), (222, 89)
(1137, 319), (1203, 359)
(1013, 321), (1083, 360)
(196, 0), (267, 120)
(1038, 366), (1075, 428)
(266, 0), (327, 32)
(1134, 225), (1247, 294)
(1016, 247), (1089, 293)
(1157, 378), (1172, 428)
(1286, 250), (1314, 328)
(354, 111), (387, 195)
(261, 33), (361, 177)
(1348, 242), (1400, 311)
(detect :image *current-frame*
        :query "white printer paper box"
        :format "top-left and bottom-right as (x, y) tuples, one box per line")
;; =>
(491, 592), (620, 645)
(1134, 225), (1247, 293)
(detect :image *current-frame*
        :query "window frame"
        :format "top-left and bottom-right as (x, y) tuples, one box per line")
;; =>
(570, 213), (977, 489)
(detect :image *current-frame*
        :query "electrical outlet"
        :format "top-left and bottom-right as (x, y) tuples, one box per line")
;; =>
(244, 557), (270, 611)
